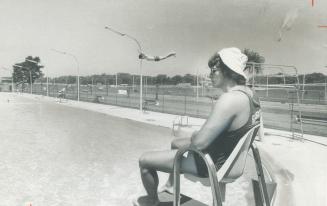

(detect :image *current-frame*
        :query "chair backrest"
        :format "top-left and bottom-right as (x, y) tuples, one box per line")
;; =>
(217, 124), (260, 182)
(184, 124), (260, 185)
(175, 124), (261, 206)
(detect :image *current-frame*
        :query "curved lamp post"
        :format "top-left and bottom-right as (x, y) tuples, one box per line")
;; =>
(104, 26), (176, 112)
(104, 26), (144, 111)
(51, 49), (80, 101)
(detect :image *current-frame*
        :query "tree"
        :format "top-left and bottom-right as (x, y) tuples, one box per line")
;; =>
(155, 74), (168, 85)
(13, 56), (44, 87)
(117, 73), (132, 85)
(182, 74), (195, 84)
(243, 49), (265, 74)
(304, 73), (326, 83)
(171, 75), (183, 85)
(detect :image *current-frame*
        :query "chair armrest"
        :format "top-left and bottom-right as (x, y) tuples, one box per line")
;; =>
(173, 145), (223, 206)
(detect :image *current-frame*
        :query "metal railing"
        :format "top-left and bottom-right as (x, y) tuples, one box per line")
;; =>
(13, 82), (327, 137)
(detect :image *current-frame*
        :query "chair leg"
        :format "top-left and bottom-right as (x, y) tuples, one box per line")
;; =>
(251, 145), (271, 206)
(219, 182), (226, 202)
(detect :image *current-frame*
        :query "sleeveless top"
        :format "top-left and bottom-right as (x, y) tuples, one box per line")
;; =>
(194, 90), (261, 177)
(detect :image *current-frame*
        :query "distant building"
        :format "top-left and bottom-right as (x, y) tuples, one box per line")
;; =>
(0, 77), (13, 92)
(0, 77), (12, 84)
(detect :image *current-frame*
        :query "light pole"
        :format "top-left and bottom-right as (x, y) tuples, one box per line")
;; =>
(116, 73), (118, 87)
(302, 73), (306, 102)
(104, 26), (144, 111)
(324, 67), (327, 101)
(104, 26), (176, 111)
(1, 67), (14, 92)
(196, 68), (199, 103)
(51, 49), (80, 101)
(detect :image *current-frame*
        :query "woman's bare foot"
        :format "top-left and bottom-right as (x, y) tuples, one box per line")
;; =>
(133, 195), (160, 206)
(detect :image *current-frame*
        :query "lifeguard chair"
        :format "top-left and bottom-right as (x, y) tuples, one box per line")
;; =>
(171, 124), (275, 206)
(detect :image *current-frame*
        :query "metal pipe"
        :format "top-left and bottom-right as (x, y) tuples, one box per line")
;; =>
(105, 26), (144, 112)
(29, 71), (32, 94)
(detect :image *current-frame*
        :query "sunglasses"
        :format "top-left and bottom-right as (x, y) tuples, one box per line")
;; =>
(210, 65), (220, 75)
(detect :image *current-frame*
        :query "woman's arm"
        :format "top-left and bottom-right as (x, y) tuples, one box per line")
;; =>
(190, 93), (241, 150)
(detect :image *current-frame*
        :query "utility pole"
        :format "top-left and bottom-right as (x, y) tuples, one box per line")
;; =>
(105, 26), (175, 112)
(29, 71), (32, 94)
(116, 73), (118, 87)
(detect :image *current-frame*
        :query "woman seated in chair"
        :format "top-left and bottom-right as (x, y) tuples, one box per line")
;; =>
(134, 47), (261, 206)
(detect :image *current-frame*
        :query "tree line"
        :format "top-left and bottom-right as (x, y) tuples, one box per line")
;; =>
(38, 73), (200, 86)
(254, 73), (327, 85)
(10, 50), (327, 87)
(11, 48), (266, 86)
(36, 72), (327, 86)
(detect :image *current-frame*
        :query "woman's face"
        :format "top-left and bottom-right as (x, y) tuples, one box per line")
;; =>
(209, 65), (224, 88)
(208, 54), (226, 88)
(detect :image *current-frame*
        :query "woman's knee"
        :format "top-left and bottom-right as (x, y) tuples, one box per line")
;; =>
(171, 138), (190, 149)
(139, 152), (149, 168)
(171, 139), (180, 149)
(139, 151), (158, 169)
(140, 167), (150, 175)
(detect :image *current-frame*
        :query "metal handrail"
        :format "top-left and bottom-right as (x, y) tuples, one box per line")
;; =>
(173, 145), (223, 206)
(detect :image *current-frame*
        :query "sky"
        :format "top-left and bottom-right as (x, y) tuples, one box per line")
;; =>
(0, 0), (326, 77)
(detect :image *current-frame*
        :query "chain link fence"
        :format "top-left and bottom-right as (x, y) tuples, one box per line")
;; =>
(14, 81), (327, 137)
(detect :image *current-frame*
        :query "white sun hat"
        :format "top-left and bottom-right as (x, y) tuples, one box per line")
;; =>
(218, 47), (248, 80)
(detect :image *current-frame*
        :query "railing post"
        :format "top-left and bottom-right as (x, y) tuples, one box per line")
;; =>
(251, 144), (271, 206)
(162, 94), (165, 113)
(184, 95), (186, 115)
(173, 146), (223, 206)
(106, 79), (109, 96)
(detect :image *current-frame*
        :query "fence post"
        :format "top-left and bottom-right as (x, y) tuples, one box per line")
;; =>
(266, 75), (269, 97)
(129, 94), (131, 107)
(196, 97), (199, 117)
(106, 79), (109, 96)
(162, 94), (165, 113)
(184, 95), (187, 115)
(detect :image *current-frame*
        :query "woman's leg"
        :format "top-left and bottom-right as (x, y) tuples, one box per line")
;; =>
(135, 148), (197, 206)
(158, 138), (191, 193)
(171, 138), (191, 149)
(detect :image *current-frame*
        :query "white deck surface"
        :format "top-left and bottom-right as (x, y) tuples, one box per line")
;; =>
(0, 92), (326, 206)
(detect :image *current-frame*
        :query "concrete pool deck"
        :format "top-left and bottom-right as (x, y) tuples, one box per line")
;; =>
(1, 92), (327, 206)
